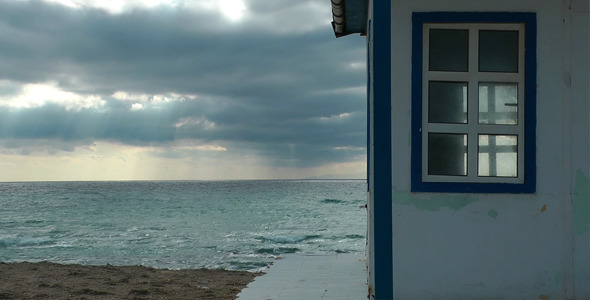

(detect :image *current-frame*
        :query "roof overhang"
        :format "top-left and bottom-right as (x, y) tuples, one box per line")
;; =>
(331, 0), (368, 38)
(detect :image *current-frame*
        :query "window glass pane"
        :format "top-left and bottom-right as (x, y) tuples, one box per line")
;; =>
(478, 83), (518, 124)
(429, 81), (468, 124)
(429, 29), (469, 72)
(428, 133), (467, 176)
(478, 135), (517, 177)
(479, 30), (519, 73)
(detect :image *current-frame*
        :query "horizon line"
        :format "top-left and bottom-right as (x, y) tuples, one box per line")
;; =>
(0, 178), (367, 184)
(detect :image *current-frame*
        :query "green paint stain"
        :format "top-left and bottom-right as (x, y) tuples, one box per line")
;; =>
(554, 271), (562, 285)
(573, 170), (590, 235)
(393, 190), (477, 212)
(487, 209), (498, 219)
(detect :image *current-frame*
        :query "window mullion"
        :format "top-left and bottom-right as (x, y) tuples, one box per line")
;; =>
(467, 28), (479, 179)
(476, 125), (521, 135)
(477, 73), (521, 82)
(422, 24), (430, 181)
(428, 72), (471, 82)
(517, 27), (526, 181)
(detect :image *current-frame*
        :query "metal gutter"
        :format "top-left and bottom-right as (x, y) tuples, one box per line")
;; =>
(331, 0), (368, 38)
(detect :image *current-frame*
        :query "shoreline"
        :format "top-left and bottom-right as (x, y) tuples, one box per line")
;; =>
(0, 261), (261, 299)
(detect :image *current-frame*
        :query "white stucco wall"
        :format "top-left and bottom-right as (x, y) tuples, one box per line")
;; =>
(383, 0), (590, 299)
(570, 0), (590, 296)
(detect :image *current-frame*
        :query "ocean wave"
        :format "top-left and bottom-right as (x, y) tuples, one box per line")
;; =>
(0, 236), (55, 248)
(256, 247), (300, 255)
(24, 220), (45, 224)
(344, 234), (365, 239)
(0, 221), (18, 228)
(224, 260), (271, 271)
(257, 234), (322, 244)
(321, 234), (365, 241)
(321, 198), (346, 204)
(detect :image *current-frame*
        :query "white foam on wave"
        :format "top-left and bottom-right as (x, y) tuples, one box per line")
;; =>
(0, 236), (55, 248)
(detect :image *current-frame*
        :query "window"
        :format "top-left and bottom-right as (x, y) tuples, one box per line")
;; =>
(411, 13), (536, 193)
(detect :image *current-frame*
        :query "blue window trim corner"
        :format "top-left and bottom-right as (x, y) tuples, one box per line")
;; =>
(371, 2), (393, 300)
(411, 12), (537, 194)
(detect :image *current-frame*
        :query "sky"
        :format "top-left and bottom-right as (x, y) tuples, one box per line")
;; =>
(0, 0), (367, 181)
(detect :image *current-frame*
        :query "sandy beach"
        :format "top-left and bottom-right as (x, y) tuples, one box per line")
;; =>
(0, 262), (260, 299)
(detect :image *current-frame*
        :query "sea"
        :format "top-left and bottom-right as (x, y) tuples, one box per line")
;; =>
(0, 180), (366, 272)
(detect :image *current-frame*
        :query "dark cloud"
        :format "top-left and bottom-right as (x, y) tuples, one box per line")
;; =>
(0, 0), (367, 168)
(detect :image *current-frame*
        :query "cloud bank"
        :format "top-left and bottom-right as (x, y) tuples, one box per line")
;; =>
(0, 0), (367, 180)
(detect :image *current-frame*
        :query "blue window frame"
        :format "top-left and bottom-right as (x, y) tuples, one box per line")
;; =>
(411, 12), (536, 193)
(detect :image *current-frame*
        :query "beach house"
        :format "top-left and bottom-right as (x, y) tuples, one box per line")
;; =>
(331, 0), (590, 299)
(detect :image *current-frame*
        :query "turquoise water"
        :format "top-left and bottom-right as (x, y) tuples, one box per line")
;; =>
(0, 180), (366, 271)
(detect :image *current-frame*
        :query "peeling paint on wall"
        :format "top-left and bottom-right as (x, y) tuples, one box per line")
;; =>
(554, 271), (562, 285)
(573, 169), (590, 235)
(487, 209), (499, 219)
(393, 190), (478, 212)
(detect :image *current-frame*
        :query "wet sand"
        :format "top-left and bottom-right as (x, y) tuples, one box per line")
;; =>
(0, 262), (260, 299)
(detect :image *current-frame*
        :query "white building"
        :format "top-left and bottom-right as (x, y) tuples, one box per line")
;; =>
(332, 0), (590, 299)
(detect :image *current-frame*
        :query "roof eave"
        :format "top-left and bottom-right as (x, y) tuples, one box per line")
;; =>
(331, 0), (368, 38)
